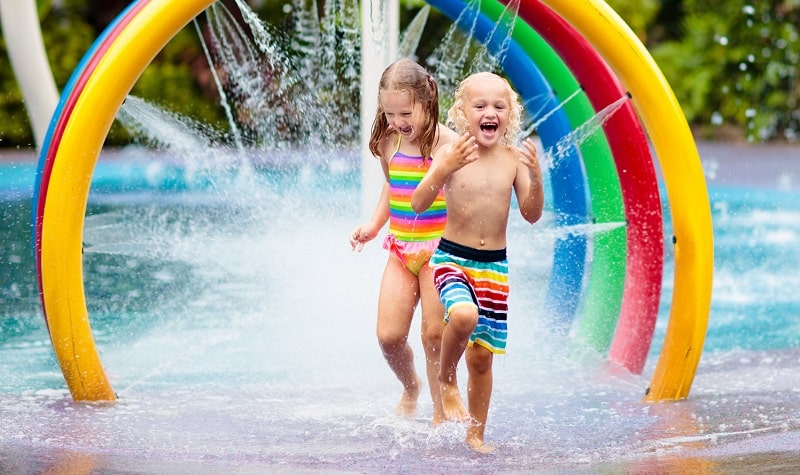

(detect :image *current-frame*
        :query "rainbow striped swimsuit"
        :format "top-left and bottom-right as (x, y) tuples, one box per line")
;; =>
(381, 149), (447, 275)
(387, 151), (446, 241)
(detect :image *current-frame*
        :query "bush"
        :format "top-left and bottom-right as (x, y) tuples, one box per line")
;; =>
(651, 1), (799, 142)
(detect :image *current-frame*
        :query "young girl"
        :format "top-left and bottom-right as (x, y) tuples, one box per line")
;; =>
(411, 72), (544, 452)
(349, 58), (458, 423)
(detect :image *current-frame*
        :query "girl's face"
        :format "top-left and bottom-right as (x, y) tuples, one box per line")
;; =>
(380, 90), (422, 142)
(462, 78), (510, 147)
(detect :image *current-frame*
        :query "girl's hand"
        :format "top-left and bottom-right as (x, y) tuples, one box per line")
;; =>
(349, 225), (376, 252)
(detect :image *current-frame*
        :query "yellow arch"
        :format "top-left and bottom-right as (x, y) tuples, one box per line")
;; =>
(541, 0), (714, 401)
(40, 0), (215, 401)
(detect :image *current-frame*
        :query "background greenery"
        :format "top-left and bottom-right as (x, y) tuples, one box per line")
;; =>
(0, 0), (797, 147)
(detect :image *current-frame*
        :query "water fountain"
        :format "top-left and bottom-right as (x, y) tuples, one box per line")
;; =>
(7, 0), (794, 472)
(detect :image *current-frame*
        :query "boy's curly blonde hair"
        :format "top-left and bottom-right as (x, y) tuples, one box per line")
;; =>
(446, 72), (522, 146)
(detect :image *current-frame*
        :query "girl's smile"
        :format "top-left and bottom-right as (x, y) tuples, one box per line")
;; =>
(380, 90), (421, 141)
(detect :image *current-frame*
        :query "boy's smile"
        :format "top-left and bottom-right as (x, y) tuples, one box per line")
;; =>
(462, 77), (511, 147)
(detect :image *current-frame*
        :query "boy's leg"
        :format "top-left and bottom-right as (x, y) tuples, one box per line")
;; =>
(418, 264), (448, 424)
(377, 256), (422, 417)
(438, 305), (475, 421)
(465, 344), (494, 452)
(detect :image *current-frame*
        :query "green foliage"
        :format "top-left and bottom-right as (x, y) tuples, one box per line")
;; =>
(0, 0), (97, 146)
(0, 2), (226, 147)
(651, 1), (800, 141)
(605, 0), (660, 41)
(0, 39), (31, 147)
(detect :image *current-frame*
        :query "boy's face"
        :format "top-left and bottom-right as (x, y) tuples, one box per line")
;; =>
(380, 90), (423, 143)
(462, 78), (510, 147)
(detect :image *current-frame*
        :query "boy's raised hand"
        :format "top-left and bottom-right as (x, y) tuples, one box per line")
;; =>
(412, 133), (478, 214)
(440, 132), (479, 173)
(518, 138), (540, 171)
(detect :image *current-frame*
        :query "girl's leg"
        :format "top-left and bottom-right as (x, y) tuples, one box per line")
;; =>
(465, 344), (494, 452)
(418, 264), (447, 424)
(377, 256), (422, 417)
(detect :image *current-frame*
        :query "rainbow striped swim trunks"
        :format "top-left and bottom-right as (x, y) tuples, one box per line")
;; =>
(429, 237), (509, 354)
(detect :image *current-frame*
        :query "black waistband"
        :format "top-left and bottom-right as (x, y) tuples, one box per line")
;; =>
(438, 237), (507, 262)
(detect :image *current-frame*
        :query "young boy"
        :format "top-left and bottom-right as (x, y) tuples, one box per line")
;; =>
(410, 72), (544, 452)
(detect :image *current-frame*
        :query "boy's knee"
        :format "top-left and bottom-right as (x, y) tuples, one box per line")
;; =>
(447, 306), (479, 333)
(466, 346), (493, 374)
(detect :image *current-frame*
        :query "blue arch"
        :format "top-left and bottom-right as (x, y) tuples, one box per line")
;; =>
(427, 0), (589, 323)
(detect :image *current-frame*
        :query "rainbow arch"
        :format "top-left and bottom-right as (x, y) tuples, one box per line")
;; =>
(33, 0), (713, 402)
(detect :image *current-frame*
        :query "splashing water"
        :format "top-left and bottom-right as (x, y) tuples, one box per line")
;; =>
(467, 0), (519, 74)
(521, 87), (583, 139)
(541, 93), (632, 170)
(366, 0), (390, 57)
(120, 0), (530, 165)
(118, 96), (219, 154)
(398, 5), (431, 59)
(429, 0), (486, 109)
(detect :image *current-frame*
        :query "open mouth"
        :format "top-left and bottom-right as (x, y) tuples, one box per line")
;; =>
(480, 122), (498, 132)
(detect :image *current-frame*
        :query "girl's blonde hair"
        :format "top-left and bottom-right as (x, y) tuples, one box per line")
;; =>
(368, 58), (440, 160)
(446, 72), (522, 146)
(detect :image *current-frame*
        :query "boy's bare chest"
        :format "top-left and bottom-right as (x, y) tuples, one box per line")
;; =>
(453, 158), (515, 194)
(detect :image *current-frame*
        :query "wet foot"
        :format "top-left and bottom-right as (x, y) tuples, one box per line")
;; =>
(439, 381), (469, 421)
(431, 389), (446, 426)
(395, 376), (421, 418)
(466, 435), (495, 454)
(432, 411), (446, 426)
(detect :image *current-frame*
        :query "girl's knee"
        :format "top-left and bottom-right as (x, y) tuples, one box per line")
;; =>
(421, 323), (443, 351)
(377, 329), (407, 353)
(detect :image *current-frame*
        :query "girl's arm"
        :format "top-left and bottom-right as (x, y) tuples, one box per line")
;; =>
(514, 139), (544, 224)
(350, 182), (390, 251)
(350, 150), (392, 251)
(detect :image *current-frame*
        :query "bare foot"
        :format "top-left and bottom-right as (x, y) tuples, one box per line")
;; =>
(432, 410), (446, 426)
(439, 381), (469, 421)
(466, 435), (495, 454)
(431, 393), (446, 426)
(395, 377), (421, 418)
